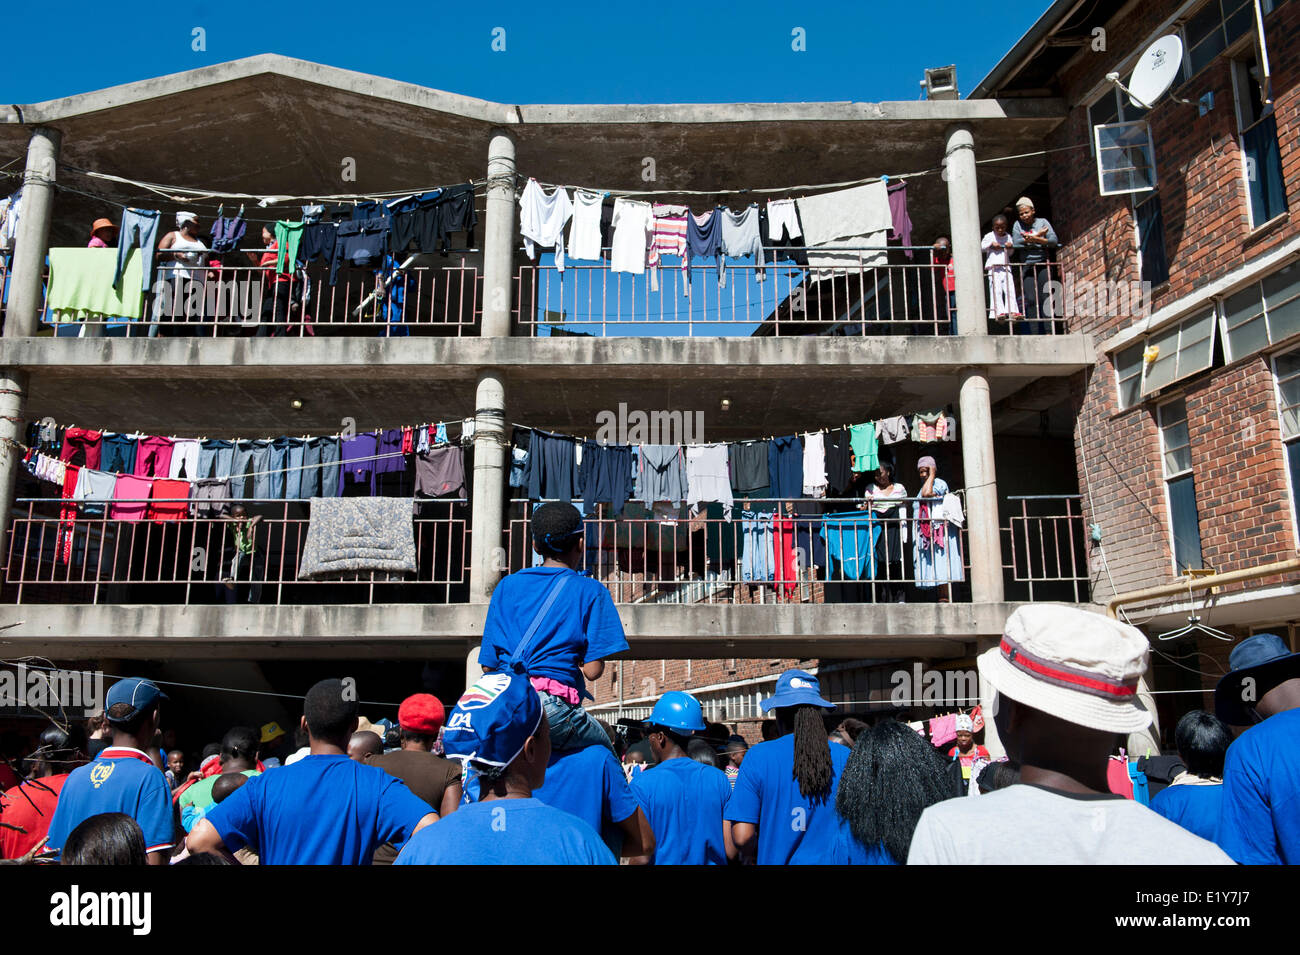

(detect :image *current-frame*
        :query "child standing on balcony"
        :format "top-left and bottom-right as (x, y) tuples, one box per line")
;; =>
(982, 215), (1021, 322)
(478, 501), (627, 754)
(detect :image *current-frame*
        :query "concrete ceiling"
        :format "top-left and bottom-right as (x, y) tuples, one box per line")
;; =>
(1, 55), (1067, 249)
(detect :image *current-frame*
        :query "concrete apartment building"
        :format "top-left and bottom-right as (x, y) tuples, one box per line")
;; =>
(2, 0), (1282, 745)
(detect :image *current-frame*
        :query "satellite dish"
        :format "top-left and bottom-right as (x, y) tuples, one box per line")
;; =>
(1127, 35), (1184, 109)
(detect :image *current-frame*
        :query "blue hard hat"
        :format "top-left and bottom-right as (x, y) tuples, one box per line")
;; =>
(645, 691), (707, 733)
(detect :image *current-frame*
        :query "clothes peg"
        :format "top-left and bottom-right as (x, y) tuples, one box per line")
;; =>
(237, 203), (245, 218)
(217, 203), (225, 219)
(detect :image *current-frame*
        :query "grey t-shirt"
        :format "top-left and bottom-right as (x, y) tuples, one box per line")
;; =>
(907, 784), (1235, 865)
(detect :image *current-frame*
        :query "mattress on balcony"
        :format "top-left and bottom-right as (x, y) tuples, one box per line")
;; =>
(298, 497), (417, 580)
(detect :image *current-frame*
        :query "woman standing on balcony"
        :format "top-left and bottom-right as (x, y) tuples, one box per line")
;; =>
(155, 212), (210, 336)
(1011, 198), (1058, 335)
(862, 462), (908, 603)
(982, 215), (1021, 323)
(913, 456), (963, 602)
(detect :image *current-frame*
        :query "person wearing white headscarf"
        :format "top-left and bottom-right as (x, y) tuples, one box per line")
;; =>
(947, 713), (989, 789)
(153, 212), (210, 336)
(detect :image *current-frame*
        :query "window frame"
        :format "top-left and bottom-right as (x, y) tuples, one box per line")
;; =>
(1141, 307), (1218, 397)
(1157, 396), (1205, 574)
(1094, 120), (1159, 196)
(1271, 344), (1300, 542)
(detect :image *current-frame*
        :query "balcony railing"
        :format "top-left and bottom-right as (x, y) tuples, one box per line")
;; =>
(515, 251), (1069, 338)
(1001, 494), (1091, 603)
(39, 257), (481, 337)
(506, 496), (970, 604)
(2, 498), (471, 605)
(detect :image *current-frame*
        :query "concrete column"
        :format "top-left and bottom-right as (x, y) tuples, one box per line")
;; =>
(959, 367), (1004, 603)
(6, 127), (61, 339)
(944, 124), (985, 337)
(481, 128), (516, 338)
(975, 637), (1006, 760)
(0, 368), (30, 564)
(468, 368), (507, 603)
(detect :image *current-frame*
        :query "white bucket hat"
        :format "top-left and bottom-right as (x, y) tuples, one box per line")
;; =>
(978, 605), (1152, 734)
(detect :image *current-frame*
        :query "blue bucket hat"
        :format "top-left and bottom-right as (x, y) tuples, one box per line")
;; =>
(1214, 633), (1300, 725)
(761, 669), (834, 713)
(104, 677), (168, 725)
(442, 672), (543, 773)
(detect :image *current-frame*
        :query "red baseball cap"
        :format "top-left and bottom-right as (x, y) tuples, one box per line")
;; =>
(398, 693), (446, 734)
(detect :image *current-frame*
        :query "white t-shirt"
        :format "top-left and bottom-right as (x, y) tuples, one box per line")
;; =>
(907, 784), (1235, 865)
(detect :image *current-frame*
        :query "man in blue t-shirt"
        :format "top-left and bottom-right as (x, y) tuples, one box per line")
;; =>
(1214, 633), (1300, 864)
(1150, 710), (1232, 847)
(45, 677), (174, 864)
(534, 743), (653, 862)
(631, 691), (734, 865)
(725, 670), (854, 865)
(479, 502), (628, 753)
(396, 672), (615, 865)
(188, 679), (437, 864)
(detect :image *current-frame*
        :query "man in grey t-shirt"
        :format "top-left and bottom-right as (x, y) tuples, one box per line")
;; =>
(909, 606), (1232, 865)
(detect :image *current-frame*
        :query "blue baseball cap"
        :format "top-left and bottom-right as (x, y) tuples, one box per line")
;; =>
(105, 677), (168, 724)
(645, 691), (707, 733)
(760, 669), (834, 713)
(1215, 633), (1300, 725)
(442, 672), (543, 772)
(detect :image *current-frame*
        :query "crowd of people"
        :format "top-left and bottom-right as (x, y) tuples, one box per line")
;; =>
(1, 502), (1296, 865)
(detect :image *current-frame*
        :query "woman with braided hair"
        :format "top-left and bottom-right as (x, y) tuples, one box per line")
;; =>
(725, 670), (857, 864)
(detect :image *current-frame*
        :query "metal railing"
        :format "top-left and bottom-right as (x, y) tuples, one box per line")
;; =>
(40, 256), (481, 337)
(514, 251), (1070, 337)
(505, 496), (970, 604)
(1000, 494), (1090, 602)
(2, 498), (471, 605)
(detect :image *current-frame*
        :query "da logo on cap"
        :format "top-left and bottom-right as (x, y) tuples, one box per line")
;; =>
(789, 678), (811, 689)
(90, 762), (115, 789)
(459, 673), (512, 710)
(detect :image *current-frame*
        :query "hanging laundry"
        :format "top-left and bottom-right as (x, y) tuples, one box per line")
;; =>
(210, 215), (247, 254)
(114, 208), (161, 293)
(329, 217), (390, 285)
(168, 439), (201, 481)
(434, 422), (449, 446)
(567, 189), (605, 262)
(339, 431), (380, 496)
(685, 444), (734, 519)
(822, 428), (854, 497)
(198, 439), (234, 482)
(929, 714), (958, 748)
(610, 198), (652, 275)
(579, 441), (635, 516)
(801, 432), (827, 497)
(59, 428), (102, 470)
(849, 422), (879, 472)
(57, 464), (81, 565)
(765, 198), (802, 243)
(795, 181), (892, 276)
(741, 510), (775, 582)
(250, 438), (291, 500)
(401, 427), (415, 456)
(191, 479), (232, 518)
(876, 415), (910, 445)
(519, 179), (573, 271)
(317, 437), (342, 499)
(299, 221), (337, 266)
(684, 208), (723, 295)
(373, 428), (407, 478)
(639, 445), (687, 505)
(131, 436), (173, 480)
(522, 429), (579, 502)
(431, 184), (478, 254)
(110, 473), (152, 522)
(283, 438), (308, 501)
(301, 204), (325, 224)
(72, 468), (116, 518)
(297, 498), (417, 580)
(911, 410), (947, 443)
(773, 514), (799, 596)
(149, 479), (191, 522)
(415, 446), (466, 499)
(728, 440), (770, 498)
(415, 426), (431, 455)
(648, 203), (689, 292)
(887, 182), (914, 258)
(0, 188), (23, 251)
(386, 190), (443, 255)
(719, 204), (765, 284)
(99, 433), (138, 474)
(767, 435), (803, 501)
(820, 511), (880, 581)
(47, 249), (145, 323)
(274, 221), (304, 276)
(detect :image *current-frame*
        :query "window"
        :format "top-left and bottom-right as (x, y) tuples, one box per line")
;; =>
(1232, 52), (1288, 227)
(1115, 343), (1146, 410)
(1159, 398), (1204, 572)
(1273, 349), (1300, 535)
(1094, 121), (1158, 195)
(1220, 261), (1300, 360)
(1142, 309), (1217, 396)
(1184, 0), (1259, 77)
(1135, 194), (1169, 287)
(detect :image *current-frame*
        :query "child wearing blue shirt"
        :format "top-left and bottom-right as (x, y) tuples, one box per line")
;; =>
(479, 502), (628, 753)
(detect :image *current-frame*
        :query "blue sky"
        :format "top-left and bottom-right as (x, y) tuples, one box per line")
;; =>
(5, 1), (1050, 105)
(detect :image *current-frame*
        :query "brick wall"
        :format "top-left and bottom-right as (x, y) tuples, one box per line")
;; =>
(1042, 0), (1300, 602)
